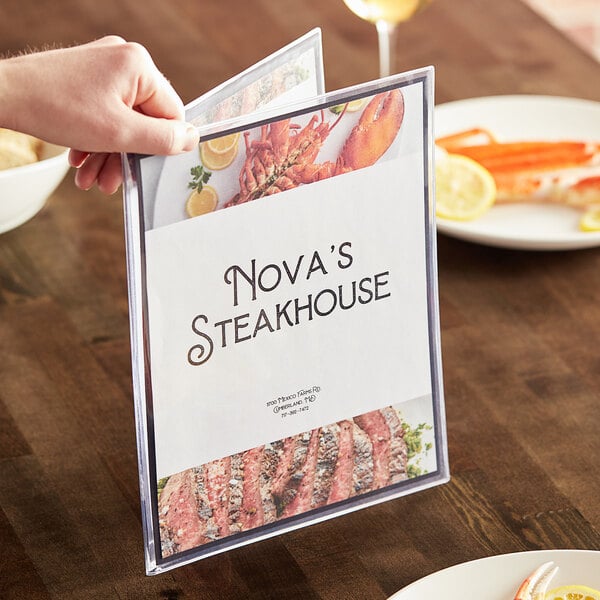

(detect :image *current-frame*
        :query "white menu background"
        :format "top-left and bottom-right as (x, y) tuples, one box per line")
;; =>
(145, 86), (432, 480)
(146, 162), (431, 479)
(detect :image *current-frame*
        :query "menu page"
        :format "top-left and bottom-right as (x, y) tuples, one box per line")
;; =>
(147, 84), (430, 479)
(123, 32), (447, 575)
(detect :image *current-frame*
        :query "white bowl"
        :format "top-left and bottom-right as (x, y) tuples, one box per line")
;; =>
(0, 142), (70, 234)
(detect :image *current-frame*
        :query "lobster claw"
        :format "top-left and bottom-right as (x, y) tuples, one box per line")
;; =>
(340, 89), (405, 171)
(513, 561), (558, 600)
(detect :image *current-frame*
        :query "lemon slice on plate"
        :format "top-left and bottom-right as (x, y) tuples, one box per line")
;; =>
(186, 184), (218, 217)
(546, 584), (600, 600)
(435, 153), (497, 221)
(579, 207), (600, 232)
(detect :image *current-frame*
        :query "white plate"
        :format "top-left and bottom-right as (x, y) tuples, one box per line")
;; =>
(389, 549), (600, 599)
(434, 95), (600, 250)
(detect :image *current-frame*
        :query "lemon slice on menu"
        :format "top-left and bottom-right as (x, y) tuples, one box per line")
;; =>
(435, 152), (497, 221)
(200, 141), (238, 171)
(329, 99), (366, 114)
(186, 184), (218, 217)
(206, 132), (240, 155)
(579, 207), (600, 232)
(546, 584), (600, 600)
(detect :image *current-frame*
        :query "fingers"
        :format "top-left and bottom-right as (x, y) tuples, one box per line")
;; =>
(108, 41), (185, 123)
(137, 71), (186, 122)
(68, 148), (89, 168)
(97, 153), (124, 194)
(73, 152), (123, 195)
(66, 37), (200, 193)
(115, 108), (199, 155)
(122, 44), (197, 153)
(104, 41), (198, 155)
(131, 44), (185, 121)
(88, 35), (127, 47)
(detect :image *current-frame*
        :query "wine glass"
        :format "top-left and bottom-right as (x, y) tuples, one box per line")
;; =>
(342, 0), (432, 77)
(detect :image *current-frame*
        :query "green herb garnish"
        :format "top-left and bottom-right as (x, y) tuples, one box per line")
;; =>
(188, 165), (212, 193)
(157, 476), (170, 498)
(401, 421), (434, 479)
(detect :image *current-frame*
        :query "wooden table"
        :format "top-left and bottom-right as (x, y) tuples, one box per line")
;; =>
(1, 0), (600, 598)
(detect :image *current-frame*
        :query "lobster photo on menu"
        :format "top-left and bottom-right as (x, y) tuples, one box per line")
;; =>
(124, 40), (446, 573)
(190, 89), (405, 215)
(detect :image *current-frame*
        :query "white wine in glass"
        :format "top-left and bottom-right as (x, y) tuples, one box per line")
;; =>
(342, 0), (431, 77)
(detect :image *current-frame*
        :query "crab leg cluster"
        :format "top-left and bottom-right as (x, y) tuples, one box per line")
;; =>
(436, 128), (600, 206)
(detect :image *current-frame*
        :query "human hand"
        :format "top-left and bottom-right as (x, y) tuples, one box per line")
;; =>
(0, 36), (199, 194)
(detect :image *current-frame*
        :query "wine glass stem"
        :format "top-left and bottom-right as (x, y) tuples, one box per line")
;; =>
(376, 20), (398, 77)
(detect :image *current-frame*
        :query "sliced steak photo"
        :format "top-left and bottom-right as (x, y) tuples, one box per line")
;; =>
(158, 405), (415, 557)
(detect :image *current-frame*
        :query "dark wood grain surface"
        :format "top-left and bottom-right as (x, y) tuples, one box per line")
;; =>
(1, 1), (600, 598)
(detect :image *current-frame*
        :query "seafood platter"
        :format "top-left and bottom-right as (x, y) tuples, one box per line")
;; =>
(434, 95), (600, 250)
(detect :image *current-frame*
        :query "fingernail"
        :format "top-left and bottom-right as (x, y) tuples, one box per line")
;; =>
(176, 122), (200, 153)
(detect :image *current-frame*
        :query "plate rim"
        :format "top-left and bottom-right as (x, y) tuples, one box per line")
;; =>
(388, 549), (600, 599)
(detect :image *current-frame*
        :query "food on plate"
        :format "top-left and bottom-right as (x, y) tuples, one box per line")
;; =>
(435, 127), (600, 230)
(226, 89), (405, 206)
(566, 176), (600, 212)
(579, 205), (600, 232)
(512, 561), (600, 600)
(157, 405), (430, 557)
(434, 127), (498, 150)
(0, 127), (42, 170)
(546, 585), (600, 600)
(436, 128), (600, 206)
(435, 152), (496, 220)
(513, 561), (558, 599)
(200, 132), (240, 171)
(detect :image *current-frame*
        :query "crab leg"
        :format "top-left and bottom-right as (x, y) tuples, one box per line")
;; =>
(444, 141), (598, 172)
(513, 561), (558, 600)
(436, 127), (497, 151)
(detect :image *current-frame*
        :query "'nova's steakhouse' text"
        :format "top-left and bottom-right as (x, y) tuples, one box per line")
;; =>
(187, 241), (391, 365)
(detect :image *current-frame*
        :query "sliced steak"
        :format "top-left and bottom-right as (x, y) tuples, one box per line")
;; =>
(311, 423), (340, 508)
(281, 428), (320, 518)
(160, 403), (413, 555)
(239, 445), (265, 531)
(327, 420), (354, 504)
(354, 410), (391, 489)
(351, 421), (374, 496)
(260, 440), (285, 523)
(158, 467), (212, 555)
(270, 431), (312, 516)
(381, 406), (409, 483)
(228, 453), (244, 534)
(204, 456), (232, 539)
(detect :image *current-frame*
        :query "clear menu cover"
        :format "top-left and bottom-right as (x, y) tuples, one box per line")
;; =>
(123, 29), (448, 575)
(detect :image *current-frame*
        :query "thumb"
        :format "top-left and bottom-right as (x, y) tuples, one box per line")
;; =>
(122, 110), (200, 155)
